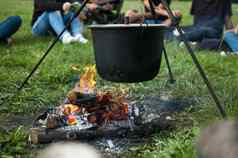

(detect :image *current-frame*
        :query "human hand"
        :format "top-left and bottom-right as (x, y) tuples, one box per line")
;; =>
(172, 10), (182, 17)
(125, 10), (144, 24)
(63, 2), (72, 12)
(87, 3), (98, 11)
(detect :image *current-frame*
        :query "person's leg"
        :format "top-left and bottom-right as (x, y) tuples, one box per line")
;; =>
(47, 11), (75, 43)
(63, 11), (88, 43)
(144, 19), (163, 24)
(63, 12), (83, 35)
(224, 31), (238, 53)
(178, 25), (203, 42)
(194, 16), (223, 39)
(180, 25), (196, 33)
(48, 11), (71, 37)
(32, 12), (52, 36)
(0, 16), (22, 40)
(182, 16), (223, 42)
(184, 26), (222, 42)
(173, 15), (199, 39)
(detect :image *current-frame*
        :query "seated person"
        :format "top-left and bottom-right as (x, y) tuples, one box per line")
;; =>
(124, 0), (181, 40)
(143, 0), (182, 26)
(31, 0), (88, 44)
(177, 0), (233, 42)
(124, 0), (181, 27)
(79, 0), (123, 24)
(0, 16), (22, 44)
(124, 9), (145, 24)
(224, 25), (238, 53)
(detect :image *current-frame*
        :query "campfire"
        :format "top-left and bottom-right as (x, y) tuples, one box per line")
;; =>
(60, 65), (129, 127)
(30, 66), (135, 143)
(29, 65), (174, 145)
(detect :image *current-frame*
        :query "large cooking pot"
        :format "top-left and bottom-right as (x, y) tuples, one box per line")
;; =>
(89, 24), (166, 83)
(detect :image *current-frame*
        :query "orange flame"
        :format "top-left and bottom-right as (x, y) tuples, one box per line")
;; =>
(75, 65), (96, 94)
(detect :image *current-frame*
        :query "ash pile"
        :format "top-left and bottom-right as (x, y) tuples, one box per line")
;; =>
(29, 66), (175, 147)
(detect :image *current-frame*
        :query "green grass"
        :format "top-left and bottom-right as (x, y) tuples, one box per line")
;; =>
(1, 0), (238, 157)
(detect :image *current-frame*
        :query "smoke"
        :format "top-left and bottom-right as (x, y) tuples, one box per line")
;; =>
(37, 142), (101, 158)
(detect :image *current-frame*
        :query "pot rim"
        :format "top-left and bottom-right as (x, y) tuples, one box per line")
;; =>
(89, 24), (167, 29)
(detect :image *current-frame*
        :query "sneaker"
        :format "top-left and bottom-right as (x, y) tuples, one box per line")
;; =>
(62, 33), (75, 44)
(73, 34), (88, 44)
(220, 51), (227, 56)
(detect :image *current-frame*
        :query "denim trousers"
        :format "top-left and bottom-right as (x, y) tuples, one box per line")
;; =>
(144, 19), (163, 24)
(182, 16), (224, 42)
(224, 31), (238, 53)
(0, 16), (22, 40)
(32, 11), (83, 39)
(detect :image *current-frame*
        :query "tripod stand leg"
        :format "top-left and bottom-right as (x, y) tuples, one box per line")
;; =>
(176, 27), (227, 119)
(163, 45), (175, 84)
(159, 0), (227, 119)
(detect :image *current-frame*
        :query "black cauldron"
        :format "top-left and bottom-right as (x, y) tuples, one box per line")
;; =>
(90, 24), (166, 83)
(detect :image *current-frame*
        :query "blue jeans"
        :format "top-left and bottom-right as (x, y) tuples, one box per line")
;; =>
(224, 31), (238, 53)
(32, 11), (83, 39)
(0, 16), (22, 40)
(144, 19), (163, 24)
(182, 16), (224, 42)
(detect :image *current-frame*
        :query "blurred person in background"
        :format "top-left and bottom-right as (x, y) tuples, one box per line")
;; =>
(197, 119), (238, 158)
(124, 0), (182, 26)
(224, 25), (238, 54)
(0, 16), (22, 44)
(37, 142), (101, 158)
(78, 0), (124, 24)
(175, 0), (233, 42)
(31, 0), (88, 44)
(143, 0), (182, 26)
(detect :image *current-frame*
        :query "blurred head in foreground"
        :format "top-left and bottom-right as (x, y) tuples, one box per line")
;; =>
(197, 120), (238, 158)
(37, 142), (101, 158)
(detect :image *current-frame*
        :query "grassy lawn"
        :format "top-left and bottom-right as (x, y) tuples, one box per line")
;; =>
(1, 0), (238, 157)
